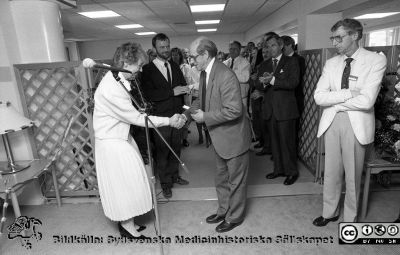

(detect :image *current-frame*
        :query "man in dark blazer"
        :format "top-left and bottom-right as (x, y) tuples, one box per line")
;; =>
(185, 36), (251, 233)
(255, 34), (300, 185)
(254, 43), (273, 155)
(141, 33), (189, 199)
(282, 36), (306, 156)
(282, 36), (306, 117)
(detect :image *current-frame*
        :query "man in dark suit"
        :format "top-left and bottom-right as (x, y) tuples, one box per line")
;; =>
(141, 33), (189, 199)
(255, 34), (300, 185)
(282, 36), (306, 116)
(185, 36), (251, 233)
(282, 36), (306, 150)
(253, 46), (272, 155)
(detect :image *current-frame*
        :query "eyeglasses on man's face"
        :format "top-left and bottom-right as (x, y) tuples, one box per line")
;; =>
(329, 33), (351, 43)
(190, 53), (203, 62)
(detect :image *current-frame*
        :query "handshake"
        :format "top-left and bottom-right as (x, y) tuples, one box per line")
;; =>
(169, 114), (187, 129)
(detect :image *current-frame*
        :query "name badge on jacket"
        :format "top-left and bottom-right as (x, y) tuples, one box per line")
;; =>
(349, 75), (358, 81)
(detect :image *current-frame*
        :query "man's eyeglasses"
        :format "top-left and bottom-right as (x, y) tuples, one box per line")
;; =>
(329, 34), (349, 43)
(190, 53), (203, 62)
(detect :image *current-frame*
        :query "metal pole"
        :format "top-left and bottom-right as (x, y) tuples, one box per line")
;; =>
(1, 133), (30, 174)
(145, 116), (164, 255)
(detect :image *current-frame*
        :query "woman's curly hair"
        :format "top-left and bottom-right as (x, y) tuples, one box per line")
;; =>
(112, 42), (148, 68)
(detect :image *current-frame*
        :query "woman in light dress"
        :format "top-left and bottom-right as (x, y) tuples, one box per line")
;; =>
(93, 42), (184, 239)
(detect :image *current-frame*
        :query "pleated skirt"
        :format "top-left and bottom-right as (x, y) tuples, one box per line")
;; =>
(95, 136), (152, 221)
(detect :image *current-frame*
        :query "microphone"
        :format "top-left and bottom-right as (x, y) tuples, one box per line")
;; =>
(82, 58), (132, 73)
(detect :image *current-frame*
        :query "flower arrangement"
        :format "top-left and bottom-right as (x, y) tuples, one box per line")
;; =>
(374, 79), (400, 163)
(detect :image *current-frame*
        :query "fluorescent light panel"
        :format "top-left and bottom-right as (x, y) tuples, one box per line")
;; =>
(78, 11), (120, 18)
(116, 24), (143, 29)
(195, 20), (220, 25)
(354, 12), (400, 19)
(198, 28), (217, 32)
(190, 4), (225, 12)
(135, 32), (156, 35)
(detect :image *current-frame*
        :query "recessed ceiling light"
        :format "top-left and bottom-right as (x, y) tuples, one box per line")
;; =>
(354, 12), (400, 19)
(78, 11), (120, 18)
(195, 20), (220, 25)
(190, 4), (225, 13)
(135, 32), (156, 35)
(115, 24), (143, 29)
(198, 28), (217, 32)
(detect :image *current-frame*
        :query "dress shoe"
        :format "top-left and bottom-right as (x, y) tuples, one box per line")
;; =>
(284, 175), (298, 185)
(256, 149), (271, 156)
(182, 139), (189, 147)
(136, 225), (146, 232)
(205, 139), (212, 148)
(312, 216), (339, 227)
(206, 214), (225, 224)
(265, 172), (285, 179)
(173, 176), (189, 185)
(162, 186), (172, 198)
(215, 220), (243, 233)
(118, 223), (150, 240)
(254, 142), (264, 149)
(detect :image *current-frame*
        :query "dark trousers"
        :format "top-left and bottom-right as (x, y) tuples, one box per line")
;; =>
(261, 119), (271, 151)
(269, 115), (298, 176)
(250, 97), (263, 141)
(153, 126), (182, 187)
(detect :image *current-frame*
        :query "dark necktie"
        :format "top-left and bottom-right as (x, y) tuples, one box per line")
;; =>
(164, 62), (171, 85)
(272, 58), (278, 72)
(341, 58), (353, 89)
(230, 58), (234, 69)
(200, 71), (207, 111)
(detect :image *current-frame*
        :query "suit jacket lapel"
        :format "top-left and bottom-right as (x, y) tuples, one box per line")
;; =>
(152, 61), (170, 85)
(205, 61), (217, 111)
(274, 55), (286, 75)
(350, 49), (366, 88)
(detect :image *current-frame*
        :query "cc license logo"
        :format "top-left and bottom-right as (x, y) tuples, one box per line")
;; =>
(387, 225), (399, 236)
(361, 225), (373, 236)
(374, 224), (386, 236)
(341, 225), (358, 242)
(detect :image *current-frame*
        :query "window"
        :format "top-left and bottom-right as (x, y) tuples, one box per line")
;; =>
(290, 34), (298, 45)
(367, 27), (399, 46)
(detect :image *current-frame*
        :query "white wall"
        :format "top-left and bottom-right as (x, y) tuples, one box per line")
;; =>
(78, 33), (245, 61)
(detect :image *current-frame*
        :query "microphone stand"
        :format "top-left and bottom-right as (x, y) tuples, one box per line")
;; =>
(111, 72), (188, 255)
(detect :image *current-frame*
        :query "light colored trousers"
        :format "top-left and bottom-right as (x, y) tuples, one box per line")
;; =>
(215, 150), (249, 223)
(323, 112), (366, 222)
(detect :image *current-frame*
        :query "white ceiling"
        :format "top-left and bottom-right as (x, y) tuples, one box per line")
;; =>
(60, 0), (291, 41)
(59, 0), (400, 42)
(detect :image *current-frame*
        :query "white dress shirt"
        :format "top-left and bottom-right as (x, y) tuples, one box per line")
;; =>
(270, 53), (283, 85)
(205, 57), (216, 87)
(153, 57), (171, 82)
(223, 56), (250, 84)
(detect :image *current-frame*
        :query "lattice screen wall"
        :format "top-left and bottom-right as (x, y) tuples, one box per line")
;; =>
(298, 49), (325, 179)
(14, 62), (98, 197)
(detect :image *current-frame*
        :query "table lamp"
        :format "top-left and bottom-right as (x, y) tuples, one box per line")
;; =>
(0, 101), (34, 174)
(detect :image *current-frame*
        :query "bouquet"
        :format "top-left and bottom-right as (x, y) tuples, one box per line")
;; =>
(374, 79), (400, 163)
